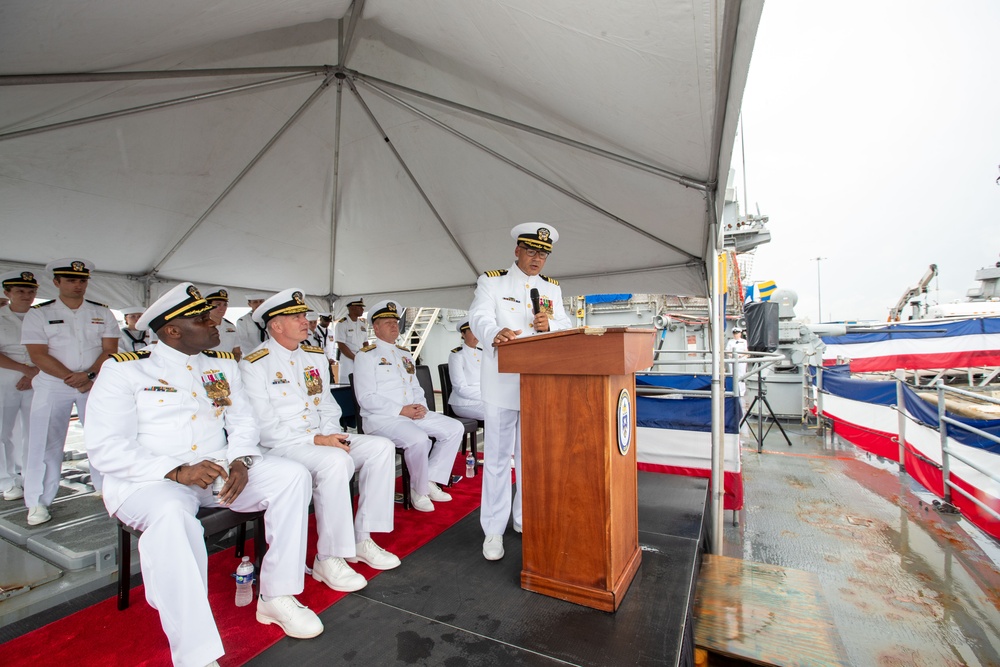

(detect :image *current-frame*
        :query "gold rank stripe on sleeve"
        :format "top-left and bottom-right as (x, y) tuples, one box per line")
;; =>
(111, 350), (152, 362)
(540, 274), (559, 285)
(359, 343), (376, 353)
(242, 348), (270, 363)
(202, 350), (236, 360)
(300, 344), (325, 354)
(483, 269), (508, 278)
(86, 299), (110, 308)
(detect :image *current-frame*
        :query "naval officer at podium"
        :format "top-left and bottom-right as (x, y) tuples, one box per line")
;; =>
(468, 223), (572, 560)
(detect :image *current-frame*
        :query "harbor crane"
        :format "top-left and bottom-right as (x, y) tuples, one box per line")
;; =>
(888, 264), (938, 321)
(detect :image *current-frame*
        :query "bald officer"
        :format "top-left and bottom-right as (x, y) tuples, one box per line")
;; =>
(118, 305), (155, 353)
(204, 287), (241, 359)
(236, 293), (268, 354)
(447, 322), (485, 421)
(353, 300), (464, 512)
(0, 270), (40, 501)
(86, 283), (322, 667)
(21, 259), (119, 524)
(468, 223), (572, 560)
(334, 298), (366, 380)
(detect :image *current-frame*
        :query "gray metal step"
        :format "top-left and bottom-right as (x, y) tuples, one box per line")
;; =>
(0, 492), (106, 546)
(0, 538), (63, 602)
(26, 514), (120, 571)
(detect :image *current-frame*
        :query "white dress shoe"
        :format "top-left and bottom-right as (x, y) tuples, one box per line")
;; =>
(513, 522), (522, 534)
(427, 481), (452, 502)
(409, 491), (434, 512)
(348, 538), (401, 570)
(256, 595), (324, 639)
(27, 506), (51, 526)
(483, 534), (504, 561)
(3, 485), (23, 501)
(312, 556), (367, 592)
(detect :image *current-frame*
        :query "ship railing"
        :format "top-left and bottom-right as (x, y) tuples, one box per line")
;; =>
(638, 349), (784, 398)
(934, 382), (1000, 521)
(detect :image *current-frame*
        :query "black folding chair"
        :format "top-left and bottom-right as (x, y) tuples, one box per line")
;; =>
(437, 363), (483, 475)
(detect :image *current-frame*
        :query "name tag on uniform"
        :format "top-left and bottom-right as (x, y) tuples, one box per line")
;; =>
(142, 386), (177, 393)
(48, 320), (64, 324)
(502, 297), (520, 304)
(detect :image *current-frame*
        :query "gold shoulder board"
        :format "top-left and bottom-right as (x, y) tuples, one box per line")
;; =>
(300, 344), (325, 354)
(359, 343), (376, 353)
(243, 349), (270, 363)
(202, 350), (236, 360)
(483, 269), (509, 278)
(111, 350), (151, 362)
(451, 346), (462, 353)
(540, 274), (559, 285)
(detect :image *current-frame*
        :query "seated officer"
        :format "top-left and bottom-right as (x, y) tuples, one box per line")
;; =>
(447, 321), (485, 420)
(85, 283), (323, 667)
(353, 300), (464, 512)
(240, 289), (400, 594)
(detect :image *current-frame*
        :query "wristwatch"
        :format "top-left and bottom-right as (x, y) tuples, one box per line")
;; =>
(234, 456), (254, 469)
(86, 371), (96, 380)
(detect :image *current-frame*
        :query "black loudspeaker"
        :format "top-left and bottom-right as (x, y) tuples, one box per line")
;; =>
(744, 301), (779, 352)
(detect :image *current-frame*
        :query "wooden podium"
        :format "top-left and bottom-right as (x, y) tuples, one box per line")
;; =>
(499, 327), (654, 612)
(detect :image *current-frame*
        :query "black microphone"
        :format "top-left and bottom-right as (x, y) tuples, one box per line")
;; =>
(530, 288), (540, 315)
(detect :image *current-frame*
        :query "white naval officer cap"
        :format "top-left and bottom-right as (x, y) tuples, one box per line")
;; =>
(0, 269), (39, 289)
(369, 299), (403, 321)
(46, 258), (94, 278)
(253, 288), (311, 326)
(306, 311), (319, 322)
(245, 292), (269, 302)
(511, 223), (559, 252)
(120, 305), (146, 317)
(137, 283), (212, 333)
(203, 287), (230, 303)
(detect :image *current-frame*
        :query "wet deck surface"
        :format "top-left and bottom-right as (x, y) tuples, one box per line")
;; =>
(724, 424), (1000, 667)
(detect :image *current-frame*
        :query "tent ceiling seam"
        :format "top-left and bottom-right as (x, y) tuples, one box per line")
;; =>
(149, 71), (337, 276)
(352, 70), (709, 192)
(0, 71), (323, 142)
(346, 78), (480, 279)
(339, 0), (367, 68)
(357, 75), (700, 262)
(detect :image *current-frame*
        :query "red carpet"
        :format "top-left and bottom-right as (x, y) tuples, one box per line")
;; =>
(5, 457), (482, 667)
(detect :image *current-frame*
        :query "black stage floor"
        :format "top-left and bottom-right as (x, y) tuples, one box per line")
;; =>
(250, 472), (709, 667)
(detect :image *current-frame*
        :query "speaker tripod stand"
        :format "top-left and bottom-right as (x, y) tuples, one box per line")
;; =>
(739, 379), (792, 453)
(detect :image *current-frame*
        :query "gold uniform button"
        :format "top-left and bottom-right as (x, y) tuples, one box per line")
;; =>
(187, 365), (193, 371)
(191, 415), (197, 421)
(192, 392), (197, 397)
(158, 399), (164, 403)
(191, 445), (198, 451)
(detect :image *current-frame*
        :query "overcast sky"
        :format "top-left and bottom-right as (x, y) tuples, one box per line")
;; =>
(730, 1), (1000, 323)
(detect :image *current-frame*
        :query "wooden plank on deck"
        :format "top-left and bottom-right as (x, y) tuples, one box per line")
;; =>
(694, 555), (850, 667)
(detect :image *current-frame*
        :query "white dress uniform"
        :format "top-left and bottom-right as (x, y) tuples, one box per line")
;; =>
(85, 343), (313, 667)
(353, 338), (463, 496)
(240, 340), (394, 558)
(468, 262), (572, 536)
(118, 326), (155, 353)
(725, 334), (749, 409)
(334, 316), (367, 380)
(236, 311), (268, 356)
(21, 298), (119, 506)
(209, 319), (239, 354)
(447, 343), (485, 420)
(0, 305), (33, 495)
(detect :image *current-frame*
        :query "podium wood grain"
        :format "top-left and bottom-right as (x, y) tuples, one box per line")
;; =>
(499, 327), (654, 611)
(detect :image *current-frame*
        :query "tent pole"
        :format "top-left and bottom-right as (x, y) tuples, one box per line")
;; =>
(354, 72), (708, 191)
(150, 72), (336, 275)
(0, 67), (327, 87)
(707, 205), (725, 555)
(0, 72), (322, 143)
(357, 78), (699, 262)
(346, 80), (480, 279)
(328, 77), (343, 297)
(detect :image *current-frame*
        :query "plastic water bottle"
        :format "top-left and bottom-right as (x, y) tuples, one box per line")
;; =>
(466, 452), (476, 478)
(235, 556), (254, 607)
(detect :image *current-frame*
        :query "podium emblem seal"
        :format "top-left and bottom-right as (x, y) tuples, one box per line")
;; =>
(616, 389), (632, 456)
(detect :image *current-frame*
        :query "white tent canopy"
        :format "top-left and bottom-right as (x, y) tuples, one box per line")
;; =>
(0, 0), (762, 310)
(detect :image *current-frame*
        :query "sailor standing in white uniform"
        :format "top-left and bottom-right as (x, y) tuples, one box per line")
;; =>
(86, 283), (323, 667)
(0, 270), (40, 501)
(353, 300), (464, 512)
(447, 321), (485, 421)
(725, 326), (749, 412)
(334, 298), (367, 380)
(21, 259), (119, 524)
(468, 223), (572, 560)
(241, 289), (400, 593)
(235, 293), (268, 355)
(118, 305), (156, 353)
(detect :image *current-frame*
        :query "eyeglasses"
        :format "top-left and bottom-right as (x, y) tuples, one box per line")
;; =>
(518, 245), (549, 258)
